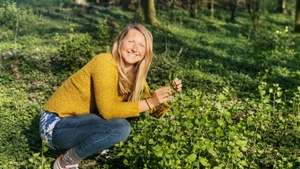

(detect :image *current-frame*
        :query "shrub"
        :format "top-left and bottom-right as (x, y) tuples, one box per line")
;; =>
(0, 1), (39, 37)
(112, 83), (300, 169)
(51, 31), (95, 74)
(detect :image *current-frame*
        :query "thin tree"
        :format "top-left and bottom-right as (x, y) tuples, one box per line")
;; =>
(141, 0), (158, 25)
(229, 0), (240, 22)
(122, 0), (136, 11)
(246, 0), (260, 31)
(200, 0), (208, 11)
(296, 0), (300, 33)
(211, 0), (214, 18)
(276, 0), (286, 13)
(190, 0), (200, 18)
(74, 0), (88, 5)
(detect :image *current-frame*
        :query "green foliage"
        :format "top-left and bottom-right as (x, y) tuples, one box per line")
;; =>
(1, 1), (300, 169)
(250, 27), (295, 61)
(0, 1), (40, 38)
(114, 86), (300, 168)
(249, 27), (300, 91)
(52, 31), (95, 74)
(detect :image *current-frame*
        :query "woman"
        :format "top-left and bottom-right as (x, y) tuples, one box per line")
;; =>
(39, 23), (182, 169)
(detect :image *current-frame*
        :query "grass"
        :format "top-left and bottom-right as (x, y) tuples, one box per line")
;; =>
(1, 0), (300, 168)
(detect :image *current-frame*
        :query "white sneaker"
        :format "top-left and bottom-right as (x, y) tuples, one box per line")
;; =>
(99, 149), (113, 159)
(53, 154), (79, 169)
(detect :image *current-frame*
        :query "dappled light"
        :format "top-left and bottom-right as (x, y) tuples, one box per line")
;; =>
(1, 0), (300, 168)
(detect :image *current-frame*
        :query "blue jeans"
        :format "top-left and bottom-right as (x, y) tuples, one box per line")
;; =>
(52, 113), (131, 159)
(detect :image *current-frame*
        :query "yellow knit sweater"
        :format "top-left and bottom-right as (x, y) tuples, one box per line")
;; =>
(43, 53), (170, 119)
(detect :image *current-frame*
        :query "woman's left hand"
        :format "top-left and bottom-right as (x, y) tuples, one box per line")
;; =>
(170, 78), (182, 93)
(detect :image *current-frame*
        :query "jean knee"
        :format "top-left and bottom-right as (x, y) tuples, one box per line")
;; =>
(114, 119), (131, 141)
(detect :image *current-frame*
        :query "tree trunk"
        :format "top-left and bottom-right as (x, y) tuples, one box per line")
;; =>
(295, 0), (300, 33)
(246, 0), (260, 31)
(200, 0), (207, 11)
(141, 0), (158, 25)
(276, 0), (286, 13)
(229, 0), (239, 22)
(74, 0), (88, 6)
(122, 0), (137, 11)
(210, 0), (214, 18)
(190, 0), (200, 18)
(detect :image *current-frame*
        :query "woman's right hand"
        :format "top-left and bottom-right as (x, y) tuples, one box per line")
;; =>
(148, 86), (173, 107)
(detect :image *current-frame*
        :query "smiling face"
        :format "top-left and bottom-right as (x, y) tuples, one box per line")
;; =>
(120, 29), (146, 69)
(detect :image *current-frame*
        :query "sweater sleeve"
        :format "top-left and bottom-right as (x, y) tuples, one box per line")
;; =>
(92, 54), (140, 120)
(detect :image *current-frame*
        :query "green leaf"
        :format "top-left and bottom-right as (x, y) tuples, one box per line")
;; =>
(33, 153), (40, 157)
(215, 127), (224, 136)
(239, 160), (248, 166)
(153, 145), (164, 157)
(199, 157), (210, 166)
(186, 153), (197, 163)
(217, 119), (225, 127)
(236, 140), (247, 147)
(123, 159), (129, 166)
(217, 93), (227, 101)
(184, 121), (194, 129)
(213, 167), (223, 169)
(148, 138), (155, 145)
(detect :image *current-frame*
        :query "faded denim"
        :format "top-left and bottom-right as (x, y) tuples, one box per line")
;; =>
(51, 113), (131, 158)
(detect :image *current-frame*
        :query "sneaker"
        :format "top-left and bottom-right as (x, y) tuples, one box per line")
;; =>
(99, 149), (113, 159)
(53, 154), (79, 169)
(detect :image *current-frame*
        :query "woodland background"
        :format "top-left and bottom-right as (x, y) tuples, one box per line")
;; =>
(1, 0), (300, 168)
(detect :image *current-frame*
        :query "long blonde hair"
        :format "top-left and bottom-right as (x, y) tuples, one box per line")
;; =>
(112, 23), (153, 101)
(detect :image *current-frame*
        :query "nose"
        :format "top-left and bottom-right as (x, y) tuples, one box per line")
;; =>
(131, 42), (138, 52)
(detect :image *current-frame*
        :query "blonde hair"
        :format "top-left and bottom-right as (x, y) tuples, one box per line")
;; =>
(112, 23), (153, 101)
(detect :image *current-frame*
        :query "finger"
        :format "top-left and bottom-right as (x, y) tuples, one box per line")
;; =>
(175, 84), (182, 92)
(176, 83), (182, 89)
(175, 79), (182, 85)
(171, 78), (177, 84)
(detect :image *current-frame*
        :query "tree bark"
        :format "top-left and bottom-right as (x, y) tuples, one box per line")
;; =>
(295, 0), (300, 33)
(122, 0), (137, 11)
(246, 0), (260, 31)
(229, 0), (239, 22)
(141, 0), (158, 25)
(210, 0), (214, 18)
(190, 0), (200, 18)
(74, 0), (88, 6)
(200, 0), (207, 10)
(276, 0), (286, 13)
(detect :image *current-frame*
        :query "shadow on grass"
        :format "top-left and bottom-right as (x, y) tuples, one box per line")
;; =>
(22, 113), (62, 159)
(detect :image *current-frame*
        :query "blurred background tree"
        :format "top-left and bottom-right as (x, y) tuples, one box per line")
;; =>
(276, 0), (286, 13)
(296, 0), (300, 32)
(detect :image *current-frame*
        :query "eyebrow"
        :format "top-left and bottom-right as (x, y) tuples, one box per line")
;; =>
(128, 39), (145, 45)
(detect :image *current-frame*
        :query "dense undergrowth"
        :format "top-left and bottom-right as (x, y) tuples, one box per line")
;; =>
(1, 0), (300, 168)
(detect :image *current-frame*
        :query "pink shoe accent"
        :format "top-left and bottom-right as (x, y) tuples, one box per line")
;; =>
(53, 154), (79, 169)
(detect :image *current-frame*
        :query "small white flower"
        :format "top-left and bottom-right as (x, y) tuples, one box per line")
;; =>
(285, 26), (289, 33)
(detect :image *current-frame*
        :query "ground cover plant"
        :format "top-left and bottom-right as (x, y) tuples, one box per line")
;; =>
(1, 0), (300, 168)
